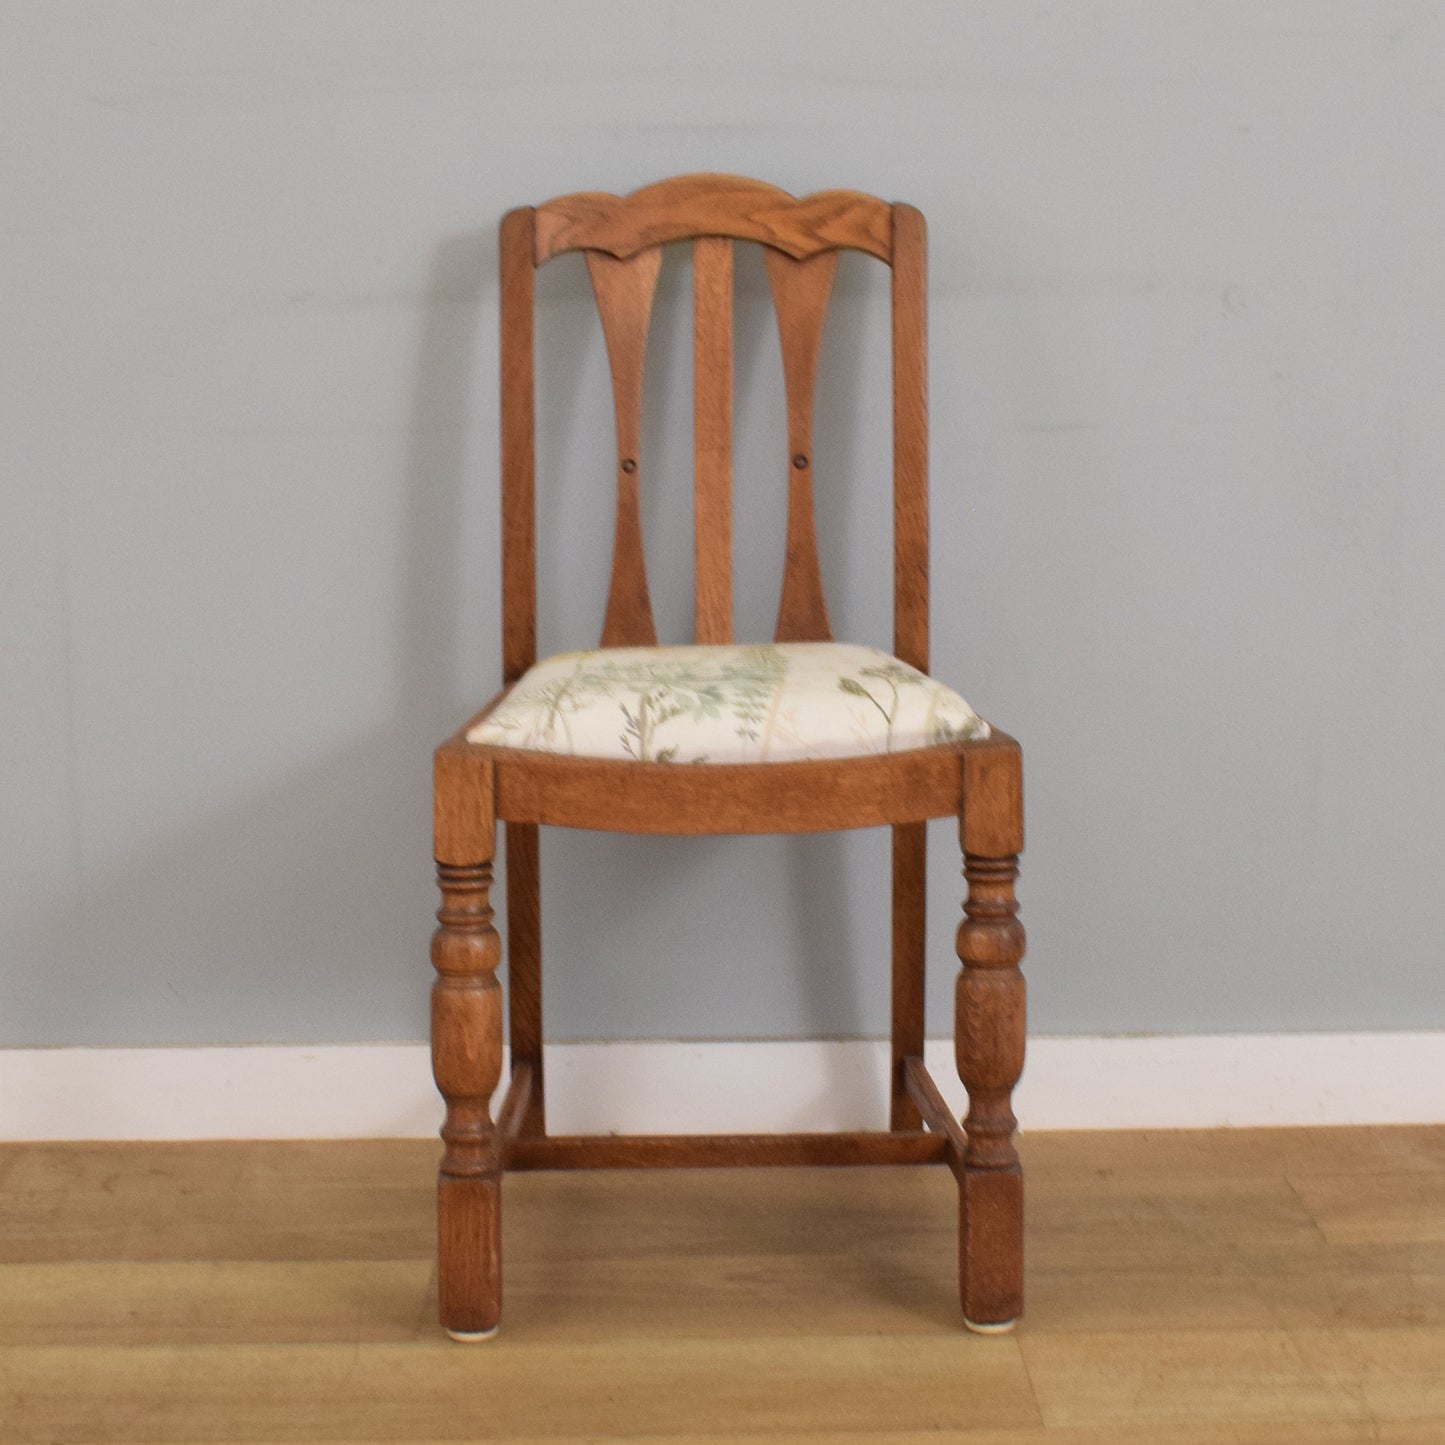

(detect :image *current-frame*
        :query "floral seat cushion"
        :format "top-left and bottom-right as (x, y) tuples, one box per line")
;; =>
(468, 642), (989, 764)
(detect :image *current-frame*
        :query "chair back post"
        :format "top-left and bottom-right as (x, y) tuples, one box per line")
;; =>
(586, 247), (664, 646)
(890, 202), (929, 674)
(499, 205), (537, 684)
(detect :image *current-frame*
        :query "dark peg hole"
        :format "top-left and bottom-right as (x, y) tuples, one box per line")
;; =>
(792, 453), (809, 469)
(620, 457), (637, 474)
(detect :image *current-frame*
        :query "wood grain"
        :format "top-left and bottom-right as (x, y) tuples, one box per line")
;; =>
(504, 819), (545, 1135)
(0, 1336), (1039, 1441)
(891, 202), (929, 671)
(534, 173), (893, 263)
(764, 246), (838, 642)
(586, 245), (663, 647)
(1019, 1124), (1445, 1184)
(5, 1129), (1445, 1441)
(955, 740), (1027, 1328)
(890, 821), (927, 1130)
(1287, 1170), (1445, 1246)
(692, 235), (734, 643)
(495, 1061), (535, 1143)
(0, 1260), (433, 1345)
(485, 736), (970, 834)
(1295, 1326), (1445, 1421)
(1025, 1173), (1342, 1276)
(507, 1130), (948, 1171)
(904, 1054), (968, 1171)
(1019, 1328), (1377, 1430)
(430, 757), (503, 1336)
(499, 207), (537, 683)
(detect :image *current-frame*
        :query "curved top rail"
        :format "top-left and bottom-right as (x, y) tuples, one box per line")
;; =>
(534, 173), (893, 264)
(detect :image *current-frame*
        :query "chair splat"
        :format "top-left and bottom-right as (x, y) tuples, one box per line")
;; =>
(499, 207), (537, 683)
(585, 246), (663, 648)
(764, 247), (839, 643)
(692, 236), (734, 645)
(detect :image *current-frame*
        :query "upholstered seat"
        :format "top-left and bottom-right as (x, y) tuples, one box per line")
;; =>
(468, 641), (989, 764)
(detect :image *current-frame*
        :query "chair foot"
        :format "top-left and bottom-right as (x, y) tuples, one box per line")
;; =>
(445, 1324), (500, 1343)
(963, 1316), (1018, 1335)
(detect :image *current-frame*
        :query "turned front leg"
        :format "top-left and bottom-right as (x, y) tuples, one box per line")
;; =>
(432, 756), (504, 1340)
(955, 746), (1026, 1331)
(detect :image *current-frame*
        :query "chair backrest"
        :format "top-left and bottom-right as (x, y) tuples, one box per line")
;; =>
(499, 173), (928, 683)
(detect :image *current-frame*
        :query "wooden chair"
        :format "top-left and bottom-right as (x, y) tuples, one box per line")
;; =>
(430, 174), (1026, 1340)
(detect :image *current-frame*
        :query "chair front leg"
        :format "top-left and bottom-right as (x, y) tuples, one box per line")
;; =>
(432, 757), (504, 1340)
(955, 746), (1026, 1332)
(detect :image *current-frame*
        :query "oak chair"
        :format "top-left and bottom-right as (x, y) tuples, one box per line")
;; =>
(431, 174), (1026, 1340)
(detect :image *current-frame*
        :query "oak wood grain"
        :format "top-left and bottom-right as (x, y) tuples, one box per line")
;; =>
(955, 741), (1027, 1328)
(485, 735), (970, 833)
(496, 1061), (535, 1143)
(891, 821), (928, 1130)
(6, 1131), (1445, 1440)
(504, 819), (545, 1135)
(0, 1260), (433, 1346)
(507, 1130), (948, 1171)
(431, 757), (503, 1336)
(891, 202), (929, 671)
(534, 173), (893, 263)
(904, 1054), (968, 1172)
(764, 246), (838, 642)
(692, 235), (734, 644)
(1287, 1171), (1445, 1246)
(0, 1336), (1039, 1441)
(1018, 1328), (1383, 1431)
(586, 245), (663, 647)
(499, 207), (537, 683)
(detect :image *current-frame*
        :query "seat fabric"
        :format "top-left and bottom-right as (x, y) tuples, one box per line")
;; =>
(469, 641), (989, 764)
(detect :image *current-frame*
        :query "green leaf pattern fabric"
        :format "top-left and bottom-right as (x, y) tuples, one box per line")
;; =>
(468, 642), (989, 763)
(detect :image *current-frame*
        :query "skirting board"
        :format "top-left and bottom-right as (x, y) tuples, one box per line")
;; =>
(2, 1033), (1443, 1141)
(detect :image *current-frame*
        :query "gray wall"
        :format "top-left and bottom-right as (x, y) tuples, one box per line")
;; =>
(5, 2), (1444, 1048)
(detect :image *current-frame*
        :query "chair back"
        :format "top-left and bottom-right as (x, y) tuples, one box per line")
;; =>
(498, 174), (928, 681)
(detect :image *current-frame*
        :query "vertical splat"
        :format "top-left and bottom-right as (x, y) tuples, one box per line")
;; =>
(764, 247), (839, 642)
(692, 237), (734, 644)
(586, 246), (663, 647)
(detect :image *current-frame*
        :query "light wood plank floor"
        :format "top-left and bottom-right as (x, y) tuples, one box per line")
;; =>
(2, 1127), (1443, 1442)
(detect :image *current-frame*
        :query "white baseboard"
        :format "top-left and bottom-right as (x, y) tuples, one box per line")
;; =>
(2, 1033), (1442, 1141)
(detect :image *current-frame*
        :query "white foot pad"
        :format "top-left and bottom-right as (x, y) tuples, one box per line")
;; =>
(964, 1317), (1017, 1335)
(446, 1325), (500, 1343)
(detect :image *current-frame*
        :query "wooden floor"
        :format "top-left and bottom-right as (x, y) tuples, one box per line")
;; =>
(2, 1128), (1444, 1442)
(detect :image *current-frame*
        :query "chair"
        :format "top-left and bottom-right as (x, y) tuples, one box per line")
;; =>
(430, 174), (1026, 1339)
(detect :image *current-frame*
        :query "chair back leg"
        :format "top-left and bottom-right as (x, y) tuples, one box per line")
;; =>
(506, 820), (546, 1135)
(890, 821), (927, 1130)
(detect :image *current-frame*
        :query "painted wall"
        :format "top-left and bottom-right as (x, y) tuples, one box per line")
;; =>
(5, 2), (1443, 1047)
